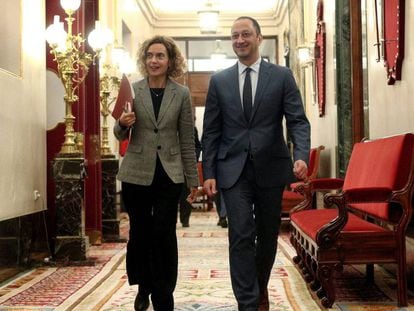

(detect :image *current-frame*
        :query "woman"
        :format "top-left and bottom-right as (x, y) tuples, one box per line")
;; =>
(114, 36), (199, 311)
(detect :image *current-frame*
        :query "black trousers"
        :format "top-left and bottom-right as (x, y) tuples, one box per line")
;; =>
(179, 181), (192, 225)
(222, 159), (284, 311)
(122, 161), (182, 311)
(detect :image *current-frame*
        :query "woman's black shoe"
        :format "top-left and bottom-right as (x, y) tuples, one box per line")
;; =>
(134, 293), (150, 311)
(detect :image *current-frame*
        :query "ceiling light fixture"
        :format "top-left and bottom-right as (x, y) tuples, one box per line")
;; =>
(198, 0), (219, 34)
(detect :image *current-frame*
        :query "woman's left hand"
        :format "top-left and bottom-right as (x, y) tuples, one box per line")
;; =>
(186, 187), (199, 204)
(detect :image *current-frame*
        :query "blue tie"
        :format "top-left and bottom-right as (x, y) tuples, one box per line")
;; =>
(243, 67), (252, 121)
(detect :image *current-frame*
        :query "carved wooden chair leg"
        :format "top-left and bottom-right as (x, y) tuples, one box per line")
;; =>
(317, 263), (336, 308)
(397, 250), (408, 306)
(299, 248), (306, 268)
(292, 254), (301, 264)
(365, 263), (374, 284)
(310, 259), (320, 291)
(316, 287), (325, 299)
(304, 253), (313, 283)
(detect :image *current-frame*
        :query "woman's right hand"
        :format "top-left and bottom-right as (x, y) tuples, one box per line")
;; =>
(119, 111), (136, 128)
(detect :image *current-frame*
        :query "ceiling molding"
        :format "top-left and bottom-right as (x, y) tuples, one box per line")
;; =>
(134, 0), (288, 36)
(138, 0), (286, 23)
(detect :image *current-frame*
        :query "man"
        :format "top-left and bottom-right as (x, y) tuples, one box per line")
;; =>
(202, 16), (310, 310)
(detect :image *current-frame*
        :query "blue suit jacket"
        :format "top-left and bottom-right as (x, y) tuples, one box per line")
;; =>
(202, 60), (310, 188)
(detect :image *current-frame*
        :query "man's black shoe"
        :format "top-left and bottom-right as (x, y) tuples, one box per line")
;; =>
(217, 217), (228, 228)
(134, 293), (150, 311)
(182, 222), (190, 227)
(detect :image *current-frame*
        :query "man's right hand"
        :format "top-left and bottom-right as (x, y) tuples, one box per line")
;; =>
(203, 178), (217, 197)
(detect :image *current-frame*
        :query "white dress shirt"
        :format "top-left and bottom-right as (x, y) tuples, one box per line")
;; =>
(238, 57), (261, 109)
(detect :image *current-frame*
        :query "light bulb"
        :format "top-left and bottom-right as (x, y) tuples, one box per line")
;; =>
(60, 0), (81, 12)
(45, 15), (67, 51)
(88, 21), (114, 52)
(198, 11), (219, 33)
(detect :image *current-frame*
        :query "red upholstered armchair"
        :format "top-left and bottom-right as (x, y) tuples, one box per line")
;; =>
(290, 133), (414, 308)
(281, 145), (325, 218)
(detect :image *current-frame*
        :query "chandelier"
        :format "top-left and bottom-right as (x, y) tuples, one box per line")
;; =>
(198, 0), (219, 34)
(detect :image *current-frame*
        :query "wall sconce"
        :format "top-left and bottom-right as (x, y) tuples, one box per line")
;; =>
(297, 45), (314, 67)
(45, 0), (111, 156)
(297, 45), (317, 106)
(198, 0), (219, 34)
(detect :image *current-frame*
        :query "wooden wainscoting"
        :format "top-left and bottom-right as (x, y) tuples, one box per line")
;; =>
(176, 72), (213, 107)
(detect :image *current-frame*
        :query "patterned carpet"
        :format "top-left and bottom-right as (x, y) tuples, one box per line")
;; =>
(0, 210), (412, 310)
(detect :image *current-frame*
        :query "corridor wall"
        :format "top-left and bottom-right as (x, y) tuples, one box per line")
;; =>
(0, 0), (46, 221)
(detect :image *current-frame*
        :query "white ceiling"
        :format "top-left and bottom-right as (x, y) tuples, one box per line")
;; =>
(124, 0), (287, 37)
(149, 0), (278, 13)
(141, 0), (283, 16)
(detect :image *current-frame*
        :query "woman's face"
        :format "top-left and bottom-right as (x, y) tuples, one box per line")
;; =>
(145, 43), (170, 79)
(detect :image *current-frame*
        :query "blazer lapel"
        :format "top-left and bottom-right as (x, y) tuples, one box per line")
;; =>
(137, 79), (157, 127)
(157, 79), (176, 125)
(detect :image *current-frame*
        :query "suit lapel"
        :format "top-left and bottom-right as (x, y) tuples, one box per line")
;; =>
(227, 64), (245, 121)
(251, 60), (271, 121)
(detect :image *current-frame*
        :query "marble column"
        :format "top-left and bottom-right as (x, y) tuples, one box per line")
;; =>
(101, 156), (124, 242)
(53, 157), (89, 261)
(335, 0), (353, 177)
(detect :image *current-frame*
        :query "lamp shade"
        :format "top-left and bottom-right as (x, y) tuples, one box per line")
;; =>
(60, 0), (81, 12)
(297, 46), (313, 65)
(198, 10), (219, 33)
(87, 21), (114, 52)
(45, 15), (67, 52)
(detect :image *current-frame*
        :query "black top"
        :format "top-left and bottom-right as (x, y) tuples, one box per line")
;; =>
(150, 88), (165, 120)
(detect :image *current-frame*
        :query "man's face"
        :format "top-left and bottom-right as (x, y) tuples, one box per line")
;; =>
(231, 18), (262, 63)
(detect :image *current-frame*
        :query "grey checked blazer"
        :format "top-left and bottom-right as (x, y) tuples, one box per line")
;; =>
(114, 78), (199, 187)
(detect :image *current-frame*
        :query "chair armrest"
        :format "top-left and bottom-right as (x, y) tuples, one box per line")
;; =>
(290, 178), (344, 192)
(310, 178), (344, 191)
(289, 178), (344, 214)
(317, 187), (393, 248)
(290, 181), (305, 191)
(316, 192), (348, 248)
